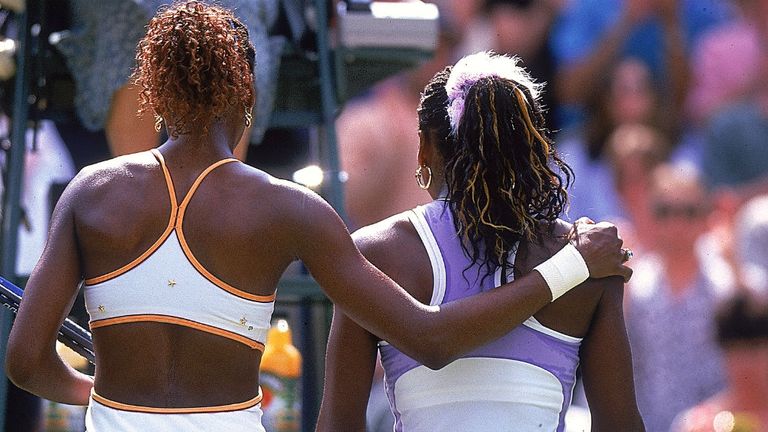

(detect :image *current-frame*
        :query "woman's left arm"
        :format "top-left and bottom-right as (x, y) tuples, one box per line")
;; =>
(5, 182), (93, 405)
(315, 306), (379, 432)
(579, 276), (645, 431)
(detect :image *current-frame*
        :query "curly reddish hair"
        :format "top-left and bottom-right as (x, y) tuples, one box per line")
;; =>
(133, 1), (255, 137)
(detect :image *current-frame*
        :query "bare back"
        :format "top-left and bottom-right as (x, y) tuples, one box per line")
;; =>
(74, 149), (300, 407)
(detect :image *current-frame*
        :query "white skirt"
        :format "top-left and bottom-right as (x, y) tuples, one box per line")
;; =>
(85, 391), (266, 432)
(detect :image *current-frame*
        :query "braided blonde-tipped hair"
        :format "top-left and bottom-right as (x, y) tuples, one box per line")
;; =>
(419, 53), (572, 279)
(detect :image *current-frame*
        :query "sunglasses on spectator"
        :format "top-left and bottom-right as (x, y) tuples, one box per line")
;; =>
(653, 202), (708, 219)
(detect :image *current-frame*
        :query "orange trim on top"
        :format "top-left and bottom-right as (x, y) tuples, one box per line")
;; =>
(91, 389), (262, 414)
(90, 314), (265, 351)
(85, 152), (272, 302)
(172, 157), (277, 303)
(175, 230), (277, 303)
(84, 150), (179, 286)
(150, 149), (181, 210)
(177, 157), (239, 210)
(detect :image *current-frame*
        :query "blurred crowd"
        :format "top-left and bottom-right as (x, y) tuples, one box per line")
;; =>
(3, 0), (768, 431)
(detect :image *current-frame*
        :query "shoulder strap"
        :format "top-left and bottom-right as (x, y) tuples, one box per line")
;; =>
(150, 148), (180, 228)
(150, 149), (180, 213)
(407, 205), (446, 306)
(177, 158), (239, 215)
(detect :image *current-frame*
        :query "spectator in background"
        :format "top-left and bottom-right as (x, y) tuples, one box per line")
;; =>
(54, 0), (283, 158)
(671, 292), (768, 432)
(703, 104), (768, 206)
(604, 123), (667, 253)
(459, 0), (565, 132)
(624, 162), (730, 432)
(697, 14), (768, 259)
(670, 193), (768, 431)
(550, 0), (730, 130)
(689, 0), (768, 282)
(696, 0), (768, 215)
(734, 196), (768, 295)
(687, 0), (768, 126)
(560, 57), (667, 222)
(336, 13), (460, 228)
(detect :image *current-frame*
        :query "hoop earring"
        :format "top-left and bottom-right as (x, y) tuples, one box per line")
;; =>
(154, 114), (163, 132)
(415, 165), (432, 190)
(244, 109), (253, 128)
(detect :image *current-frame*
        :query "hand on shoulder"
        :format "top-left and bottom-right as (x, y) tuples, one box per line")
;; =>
(570, 217), (633, 282)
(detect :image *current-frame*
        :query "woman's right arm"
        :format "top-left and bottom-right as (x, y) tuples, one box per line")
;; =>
(580, 277), (645, 431)
(5, 174), (94, 405)
(289, 189), (630, 368)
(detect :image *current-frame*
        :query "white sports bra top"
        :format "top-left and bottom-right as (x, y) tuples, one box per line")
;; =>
(83, 149), (275, 351)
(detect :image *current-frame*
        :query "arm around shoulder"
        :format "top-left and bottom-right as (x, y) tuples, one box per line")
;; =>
(291, 193), (629, 368)
(290, 190), (551, 368)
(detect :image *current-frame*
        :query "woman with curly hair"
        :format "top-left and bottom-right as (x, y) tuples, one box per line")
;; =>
(5, 4), (630, 431)
(317, 52), (645, 431)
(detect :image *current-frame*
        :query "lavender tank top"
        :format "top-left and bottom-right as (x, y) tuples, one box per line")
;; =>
(378, 200), (582, 432)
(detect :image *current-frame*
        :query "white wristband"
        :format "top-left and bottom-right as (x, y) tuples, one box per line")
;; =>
(534, 243), (590, 301)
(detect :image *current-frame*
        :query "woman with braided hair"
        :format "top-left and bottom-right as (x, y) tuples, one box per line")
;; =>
(5, 5), (630, 430)
(317, 52), (644, 431)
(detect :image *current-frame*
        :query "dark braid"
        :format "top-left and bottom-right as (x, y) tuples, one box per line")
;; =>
(418, 66), (453, 148)
(418, 66), (573, 280)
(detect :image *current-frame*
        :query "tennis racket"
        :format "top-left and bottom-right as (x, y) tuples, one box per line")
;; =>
(0, 275), (94, 364)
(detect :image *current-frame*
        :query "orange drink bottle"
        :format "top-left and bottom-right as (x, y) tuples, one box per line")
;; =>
(260, 318), (302, 432)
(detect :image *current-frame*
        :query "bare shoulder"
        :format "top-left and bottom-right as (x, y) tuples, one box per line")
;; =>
(247, 173), (340, 218)
(528, 219), (619, 337)
(550, 217), (621, 290)
(521, 218), (572, 266)
(79, 151), (158, 181)
(547, 218), (573, 246)
(65, 152), (159, 206)
(352, 212), (418, 261)
(352, 210), (431, 302)
(238, 174), (355, 249)
(527, 219), (613, 295)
